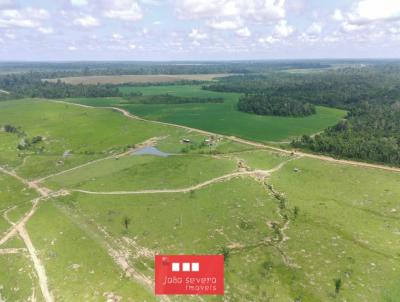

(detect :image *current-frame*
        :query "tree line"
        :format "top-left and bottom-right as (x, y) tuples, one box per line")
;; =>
(205, 64), (400, 166)
(121, 93), (224, 105)
(0, 73), (122, 99)
(237, 94), (316, 117)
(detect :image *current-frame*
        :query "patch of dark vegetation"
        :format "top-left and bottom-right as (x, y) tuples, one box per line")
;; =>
(205, 64), (400, 166)
(121, 93), (224, 105)
(237, 94), (316, 117)
(292, 103), (400, 166)
(0, 73), (122, 99)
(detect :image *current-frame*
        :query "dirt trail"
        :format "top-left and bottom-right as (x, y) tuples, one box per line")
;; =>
(18, 225), (54, 302)
(52, 100), (400, 173)
(0, 167), (54, 302)
(0, 248), (27, 254)
(35, 137), (162, 184)
(0, 198), (40, 246)
(72, 169), (270, 195)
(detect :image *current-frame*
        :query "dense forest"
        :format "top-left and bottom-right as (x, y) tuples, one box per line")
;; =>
(2, 61), (400, 166)
(238, 94), (315, 117)
(121, 94), (224, 105)
(205, 64), (400, 166)
(0, 73), (122, 99)
(292, 103), (400, 165)
(0, 61), (332, 78)
(205, 65), (400, 109)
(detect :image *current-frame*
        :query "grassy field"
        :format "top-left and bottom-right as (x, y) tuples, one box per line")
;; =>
(51, 177), (282, 301)
(0, 172), (38, 236)
(68, 85), (346, 142)
(269, 158), (400, 301)
(0, 252), (44, 302)
(1, 98), (399, 302)
(26, 201), (156, 302)
(0, 99), (211, 180)
(46, 74), (230, 85)
(44, 154), (238, 192)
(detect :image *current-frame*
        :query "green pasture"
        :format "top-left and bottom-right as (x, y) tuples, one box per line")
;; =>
(269, 157), (400, 301)
(26, 201), (156, 302)
(68, 85), (346, 142)
(0, 99), (197, 180)
(44, 154), (238, 192)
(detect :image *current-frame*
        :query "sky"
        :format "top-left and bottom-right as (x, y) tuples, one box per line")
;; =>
(0, 0), (400, 61)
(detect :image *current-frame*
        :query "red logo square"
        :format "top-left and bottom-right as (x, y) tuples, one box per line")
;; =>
(155, 255), (224, 295)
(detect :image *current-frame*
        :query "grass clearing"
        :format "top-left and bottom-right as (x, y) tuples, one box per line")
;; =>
(26, 201), (156, 302)
(0, 99), (199, 179)
(0, 171), (37, 213)
(0, 253), (44, 302)
(269, 157), (400, 301)
(229, 150), (293, 170)
(68, 85), (346, 142)
(44, 154), (238, 192)
(53, 177), (282, 301)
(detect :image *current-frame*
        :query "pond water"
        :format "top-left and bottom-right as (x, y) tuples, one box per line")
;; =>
(131, 146), (170, 157)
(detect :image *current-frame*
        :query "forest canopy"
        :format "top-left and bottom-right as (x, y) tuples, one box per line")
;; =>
(237, 94), (316, 117)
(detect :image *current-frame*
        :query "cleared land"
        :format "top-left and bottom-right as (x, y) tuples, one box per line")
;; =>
(68, 84), (346, 142)
(45, 74), (231, 85)
(1, 99), (399, 302)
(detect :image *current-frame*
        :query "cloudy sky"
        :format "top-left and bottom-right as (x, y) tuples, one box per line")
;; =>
(0, 0), (399, 61)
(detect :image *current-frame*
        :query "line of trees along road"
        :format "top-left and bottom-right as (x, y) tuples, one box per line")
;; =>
(205, 64), (400, 166)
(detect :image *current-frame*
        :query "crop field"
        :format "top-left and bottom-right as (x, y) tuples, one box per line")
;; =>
(68, 85), (346, 142)
(45, 74), (231, 85)
(1, 98), (399, 302)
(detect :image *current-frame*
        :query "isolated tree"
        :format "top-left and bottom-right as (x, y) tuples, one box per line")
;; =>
(122, 216), (131, 230)
(293, 206), (299, 219)
(220, 247), (230, 262)
(334, 278), (342, 295)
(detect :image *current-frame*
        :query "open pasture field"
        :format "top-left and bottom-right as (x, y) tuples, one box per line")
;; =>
(0, 98), (399, 302)
(0, 99), (210, 180)
(44, 154), (238, 192)
(45, 74), (231, 85)
(69, 84), (346, 142)
(45, 155), (400, 301)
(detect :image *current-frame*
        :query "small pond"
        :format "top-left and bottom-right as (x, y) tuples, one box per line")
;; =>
(131, 146), (171, 157)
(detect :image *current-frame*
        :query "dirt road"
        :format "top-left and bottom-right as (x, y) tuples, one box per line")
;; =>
(72, 169), (270, 195)
(52, 100), (400, 173)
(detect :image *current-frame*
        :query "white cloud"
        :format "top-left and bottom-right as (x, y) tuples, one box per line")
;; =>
(348, 0), (400, 24)
(70, 0), (88, 6)
(103, 1), (142, 21)
(332, 9), (344, 21)
(259, 35), (279, 44)
(307, 22), (322, 34)
(73, 15), (99, 27)
(68, 46), (77, 51)
(188, 28), (208, 40)
(274, 20), (294, 37)
(112, 33), (123, 40)
(129, 43), (136, 49)
(236, 27), (251, 37)
(0, 8), (49, 28)
(207, 18), (242, 30)
(341, 21), (363, 32)
(38, 26), (53, 34)
(175, 0), (285, 22)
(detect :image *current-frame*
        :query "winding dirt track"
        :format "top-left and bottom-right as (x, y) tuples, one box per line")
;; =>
(0, 167), (54, 302)
(53, 100), (400, 173)
(72, 170), (270, 195)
